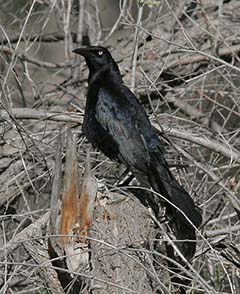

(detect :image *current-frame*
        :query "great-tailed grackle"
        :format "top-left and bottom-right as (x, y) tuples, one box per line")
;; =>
(73, 46), (202, 259)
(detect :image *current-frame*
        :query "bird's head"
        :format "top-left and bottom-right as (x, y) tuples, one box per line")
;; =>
(73, 46), (120, 78)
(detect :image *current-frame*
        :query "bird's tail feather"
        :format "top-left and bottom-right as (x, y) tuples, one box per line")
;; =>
(147, 152), (202, 259)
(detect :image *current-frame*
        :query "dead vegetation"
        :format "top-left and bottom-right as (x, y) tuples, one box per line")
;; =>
(0, 0), (240, 293)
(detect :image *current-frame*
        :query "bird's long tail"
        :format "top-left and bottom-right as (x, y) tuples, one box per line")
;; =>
(147, 152), (202, 260)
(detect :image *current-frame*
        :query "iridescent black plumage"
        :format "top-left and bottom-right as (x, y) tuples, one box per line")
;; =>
(73, 46), (202, 259)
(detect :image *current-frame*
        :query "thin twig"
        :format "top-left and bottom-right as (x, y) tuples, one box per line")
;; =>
(131, 3), (144, 91)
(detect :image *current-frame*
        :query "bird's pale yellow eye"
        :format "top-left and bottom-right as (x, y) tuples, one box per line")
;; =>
(98, 50), (103, 56)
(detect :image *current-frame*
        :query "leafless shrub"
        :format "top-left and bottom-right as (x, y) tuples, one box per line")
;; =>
(0, 0), (240, 293)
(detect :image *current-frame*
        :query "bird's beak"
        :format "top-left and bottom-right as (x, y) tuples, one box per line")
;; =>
(72, 47), (89, 57)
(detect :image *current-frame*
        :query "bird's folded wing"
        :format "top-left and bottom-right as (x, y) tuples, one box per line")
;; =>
(95, 88), (152, 171)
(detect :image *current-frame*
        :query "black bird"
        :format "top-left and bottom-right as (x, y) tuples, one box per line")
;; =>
(73, 46), (202, 259)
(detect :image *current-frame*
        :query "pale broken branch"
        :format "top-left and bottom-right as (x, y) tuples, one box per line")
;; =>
(48, 128), (97, 292)
(78, 149), (98, 242)
(159, 126), (240, 164)
(61, 131), (97, 275)
(60, 128), (80, 246)
(48, 130), (82, 292)
(0, 108), (83, 124)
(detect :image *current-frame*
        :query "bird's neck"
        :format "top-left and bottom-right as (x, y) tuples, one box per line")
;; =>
(88, 63), (122, 85)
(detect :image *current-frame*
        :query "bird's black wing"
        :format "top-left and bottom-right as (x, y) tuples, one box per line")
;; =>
(95, 85), (160, 172)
